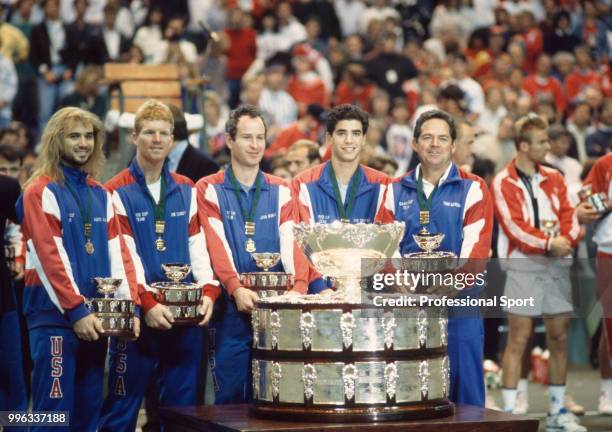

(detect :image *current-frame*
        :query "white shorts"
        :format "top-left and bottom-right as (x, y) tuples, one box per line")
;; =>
(503, 268), (573, 317)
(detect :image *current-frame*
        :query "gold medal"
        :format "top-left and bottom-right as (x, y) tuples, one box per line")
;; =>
(155, 220), (165, 235)
(419, 210), (430, 226)
(244, 221), (255, 236)
(85, 239), (95, 255)
(156, 237), (167, 251)
(245, 238), (256, 253)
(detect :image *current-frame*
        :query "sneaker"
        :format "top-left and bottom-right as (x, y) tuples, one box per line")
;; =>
(564, 394), (585, 416)
(513, 390), (528, 415)
(546, 409), (587, 432)
(599, 390), (612, 415)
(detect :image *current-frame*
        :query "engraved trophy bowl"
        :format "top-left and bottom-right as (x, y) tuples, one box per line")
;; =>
(541, 220), (560, 237)
(242, 253), (293, 298)
(151, 263), (202, 325)
(249, 221), (453, 423)
(88, 277), (136, 338)
(292, 221), (405, 303)
(578, 184), (609, 215)
(402, 228), (458, 275)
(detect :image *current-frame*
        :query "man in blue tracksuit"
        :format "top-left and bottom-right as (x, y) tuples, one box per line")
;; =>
(197, 105), (311, 403)
(292, 104), (390, 225)
(377, 110), (493, 407)
(18, 107), (142, 431)
(292, 104), (390, 294)
(99, 100), (219, 431)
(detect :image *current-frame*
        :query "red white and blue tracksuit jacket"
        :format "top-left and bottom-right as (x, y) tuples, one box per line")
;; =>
(98, 160), (220, 431)
(18, 165), (141, 328)
(196, 168), (309, 403)
(105, 160), (220, 311)
(377, 162), (494, 407)
(292, 161), (389, 224)
(17, 165), (141, 431)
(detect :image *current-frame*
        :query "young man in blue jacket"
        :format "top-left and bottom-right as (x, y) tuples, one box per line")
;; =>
(99, 100), (219, 430)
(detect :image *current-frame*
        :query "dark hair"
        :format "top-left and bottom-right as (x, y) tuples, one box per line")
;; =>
(413, 110), (457, 141)
(325, 104), (369, 135)
(548, 124), (572, 142)
(225, 105), (267, 140)
(0, 144), (24, 163)
(166, 104), (188, 141)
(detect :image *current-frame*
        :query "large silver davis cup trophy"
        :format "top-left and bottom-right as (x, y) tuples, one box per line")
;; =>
(249, 221), (453, 422)
(241, 253), (294, 298)
(150, 263), (202, 325)
(88, 277), (136, 338)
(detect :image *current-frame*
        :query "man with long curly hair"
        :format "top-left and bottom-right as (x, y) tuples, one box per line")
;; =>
(17, 107), (142, 431)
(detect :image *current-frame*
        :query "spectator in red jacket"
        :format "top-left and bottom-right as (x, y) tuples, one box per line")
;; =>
(265, 103), (324, 159)
(333, 62), (376, 110)
(287, 45), (329, 116)
(522, 54), (566, 118)
(565, 46), (603, 104)
(222, 7), (257, 108)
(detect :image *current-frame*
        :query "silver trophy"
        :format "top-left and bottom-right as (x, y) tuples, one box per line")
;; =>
(541, 220), (560, 237)
(151, 263), (202, 325)
(578, 184), (609, 215)
(241, 253), (293, 298)
(249, 221), (453, 422)
(88, 277), (136, 338)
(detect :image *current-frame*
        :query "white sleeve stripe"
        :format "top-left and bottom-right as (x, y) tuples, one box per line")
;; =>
(122, 234), (148, 288)
(298, 183), (315, 222)
(376, 184), (385, 215)
(27, 239), (64, 312)
(493, 174), (547, 250)
(112, 191), (128, 217)
(189, 228), (219, 287)
(385, 184), (395, 214)
(279, 221), (296, 275)
(53, 236), (80, 295)
(462, 181), (483, 221)
(460, 219), (485, 258)
(209, 217), (239, 274)
(189, 187), (198, 220)
(42, 187), (61, 220)
(108, 236), (131, 299)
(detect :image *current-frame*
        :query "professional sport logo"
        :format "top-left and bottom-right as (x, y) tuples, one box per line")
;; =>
(50, 336), (63, 398)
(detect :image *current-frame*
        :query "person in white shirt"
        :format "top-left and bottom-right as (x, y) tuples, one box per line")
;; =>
(477, 85), (508, 136)
(447, 53), (485, 121)
(566, 102), (596, 164)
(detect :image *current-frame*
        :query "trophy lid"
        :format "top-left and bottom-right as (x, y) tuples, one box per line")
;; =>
(162, 263), (192, 283)
(251, 252), (281, 272)
(93, 277), (123, 296)
(411, 227), (445, 254)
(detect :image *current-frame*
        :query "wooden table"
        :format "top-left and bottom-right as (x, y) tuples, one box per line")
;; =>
(160, 404), (539, 432)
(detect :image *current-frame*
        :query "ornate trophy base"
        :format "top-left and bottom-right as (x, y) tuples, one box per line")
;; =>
(87, 298), (136, 338)
(241, 272), (293, 298)
(250, 400), (454, 422)
(250, 297), (452, 423)
(151, 282), (202, 325)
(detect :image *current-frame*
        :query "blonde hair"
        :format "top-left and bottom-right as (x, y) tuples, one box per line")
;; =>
(133, 99), (174, 135)
(27, 107), (105, 186)
(514, 112), (548, 148)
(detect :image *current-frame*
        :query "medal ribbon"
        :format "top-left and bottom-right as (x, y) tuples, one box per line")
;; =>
(65, 180), (93, 249)
(145, 175), (167, 241)
(329, 164), (361, 222)
(416, 170), (439, 227)
(228, 168), (263, 239)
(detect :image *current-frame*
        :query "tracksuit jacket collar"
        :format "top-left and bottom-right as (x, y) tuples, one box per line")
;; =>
(400, 162), (461, 190)
(222, 166), (270, 192)
(316, 161), (375, 201)
(61, 164), (88, 186)
(128, 158), (178, 194)
(507, 159), (548, 185)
